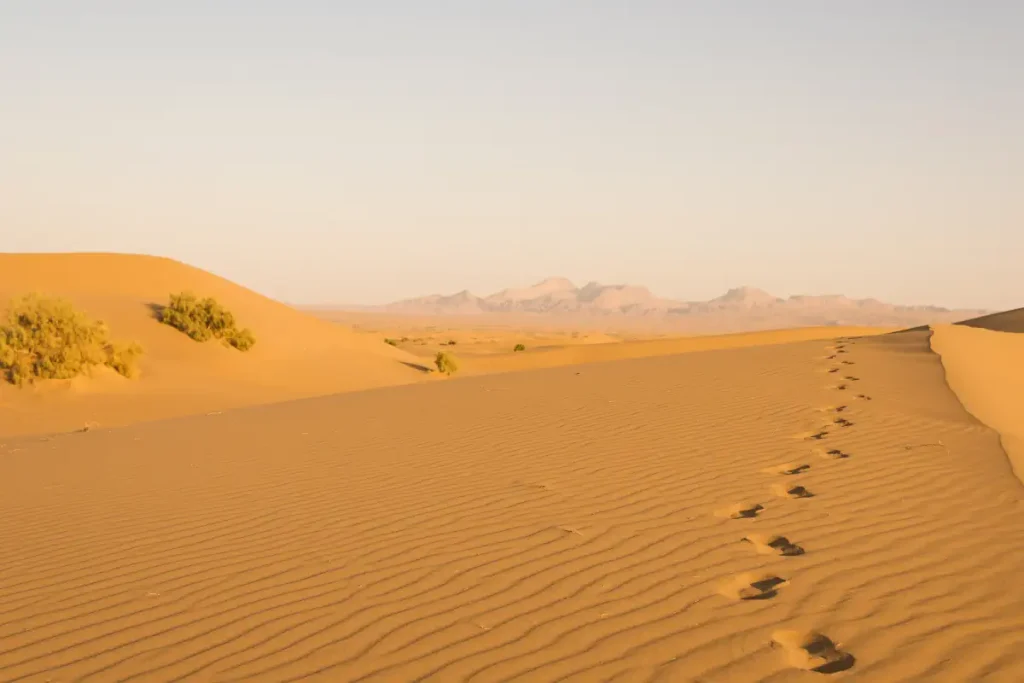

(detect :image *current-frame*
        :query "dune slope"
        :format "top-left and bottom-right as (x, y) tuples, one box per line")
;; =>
(0, 253), (428, 436)
(1, 333), (1022, 681)
(955, 307), (1024, 334)
(931, 323), (1024, 485)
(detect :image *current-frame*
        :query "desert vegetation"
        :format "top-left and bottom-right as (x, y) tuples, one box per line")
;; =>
(514, 343), (526, 352)
(159, 292), (256, 351)
(0, 294), (142, 384)
(434, 351), (458, 375)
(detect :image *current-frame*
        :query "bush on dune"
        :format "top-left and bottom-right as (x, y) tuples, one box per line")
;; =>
(0, 294), (143, 385)
(434, 351), (458, 375)
(160, 292), (256, 351)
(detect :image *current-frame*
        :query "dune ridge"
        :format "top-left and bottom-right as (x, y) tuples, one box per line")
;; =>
(954, 307), (1024, 334)
(931, 321), (1024, 486)
(2, 330), (1022, 681)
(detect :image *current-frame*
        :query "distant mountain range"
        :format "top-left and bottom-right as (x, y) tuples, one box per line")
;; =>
(368, 277), (984, 328)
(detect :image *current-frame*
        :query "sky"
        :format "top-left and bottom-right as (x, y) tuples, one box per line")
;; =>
(1, 1), (1021, 310)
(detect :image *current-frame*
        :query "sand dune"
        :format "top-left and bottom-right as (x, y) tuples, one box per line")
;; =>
(308, 310), (892, 374)
(0, 253), (430, 437)
(954, 307), (1024, 334)
(931, 323), (1024, 485)
(2, 330), (1022, 681)
(0, 254), (888, 438)
(456, 326), (893, 376)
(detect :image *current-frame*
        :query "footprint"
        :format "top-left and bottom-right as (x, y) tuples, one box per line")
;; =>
(772, 482), (814, 498)
(715, 502), (764, 519)
(833, 417), (854, 428)
(827, 368), (840, 374)
(841, 360), (855, 365)
(772, 630), (854, 673)
(835, 384), (849, 391)
(844, 376), (860, 382)
(816, 448), (849, 460)
(719, 573), (787, 600)
(763, 462), (810, 476)
(796, 426), (830, 441)
(743, 533), (805, 556)
(855, 394), (872, 401)
(825, 354), (838, 360)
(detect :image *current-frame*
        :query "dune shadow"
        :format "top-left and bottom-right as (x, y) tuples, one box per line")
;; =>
(955, 307), (1024, 334)
(400, 361), (433, 374)
(145, 302), (166, 321)
(815, 652), (856, 674)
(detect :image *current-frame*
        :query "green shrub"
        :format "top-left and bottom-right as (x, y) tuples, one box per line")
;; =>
(160, 292), (255, 351)
(384, 338), (399, 346)
(0, 294), (142, 384)
(434, 351), (458, 375)
(513, 343), (526, 352)
(446, 339), (457, 346)
(226, 327), (256, 351)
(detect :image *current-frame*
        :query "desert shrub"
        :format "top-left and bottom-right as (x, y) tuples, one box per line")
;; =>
(446, 339), (457, 346)
(513, 343), (526, 352)
(384, 338), (399, 346)
(160, 292), (255, 351)
(434, 351), (458, 375)
(0, 294), (142, 384)
(226, 327), (256, 351)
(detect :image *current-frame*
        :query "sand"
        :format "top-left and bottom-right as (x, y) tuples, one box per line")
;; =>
(3, 328), (1023, 681)
(304, 309), (893, 376)
(0, 253), (432, 437)
(931, 322), (1024, 485)
(0, 253), (888, 438)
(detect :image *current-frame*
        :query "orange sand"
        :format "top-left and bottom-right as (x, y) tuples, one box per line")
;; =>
(2, 330), (1023, 681)
(931, 323), (1024, 485)
(0, 253), (431, 437)
(2, 255), (1022, 681)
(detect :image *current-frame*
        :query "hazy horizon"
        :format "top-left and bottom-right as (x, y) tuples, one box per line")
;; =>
(3, 2), (1021, 311)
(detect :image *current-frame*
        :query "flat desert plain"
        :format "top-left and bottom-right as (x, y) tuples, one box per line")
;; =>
(1, 255), (1023, 682)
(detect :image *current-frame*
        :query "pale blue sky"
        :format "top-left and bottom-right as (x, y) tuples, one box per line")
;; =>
(2, 2), (1021, 309)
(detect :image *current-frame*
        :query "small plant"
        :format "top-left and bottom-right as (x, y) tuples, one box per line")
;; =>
(434, 351), (458, 375)
(0, 294), (142, 384)
(446, 339), (457, 346)
(160, 292), (255, 351)
(226, 327), (256, 351)
(384, 338), (399, 346)
(513, 343), (526, 352)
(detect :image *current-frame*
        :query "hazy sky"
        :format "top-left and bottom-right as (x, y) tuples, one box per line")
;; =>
(2, 2), (1021, 310)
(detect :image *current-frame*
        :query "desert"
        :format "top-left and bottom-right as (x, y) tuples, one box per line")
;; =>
(3, 3), (1021, 681)
(1, 254), (1022, 682)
